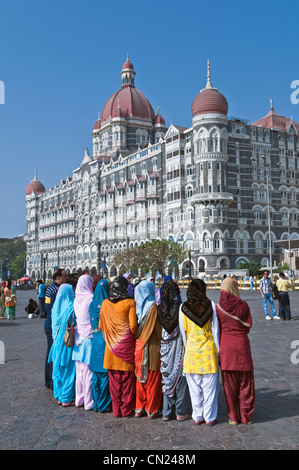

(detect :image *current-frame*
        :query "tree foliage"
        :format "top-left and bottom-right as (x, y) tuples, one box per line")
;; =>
(112, 239), (187, 277)
(237, 260), (261, 276)
(0, 237), (26, 280)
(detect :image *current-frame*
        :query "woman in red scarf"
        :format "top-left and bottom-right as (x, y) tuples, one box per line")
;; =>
(216, 277), (255, 425)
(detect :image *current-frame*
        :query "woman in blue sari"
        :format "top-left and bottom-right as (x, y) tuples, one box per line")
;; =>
(89, 278), (112, 412)
(48, 283), (76, 407)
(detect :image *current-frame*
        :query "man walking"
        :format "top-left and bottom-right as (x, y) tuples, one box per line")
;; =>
(44, 268), (66, 389)
(276, 272), (293, 321)
(259, 270), (280, 320)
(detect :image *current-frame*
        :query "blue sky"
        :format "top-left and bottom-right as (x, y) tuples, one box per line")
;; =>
(0, 0), (298, 238)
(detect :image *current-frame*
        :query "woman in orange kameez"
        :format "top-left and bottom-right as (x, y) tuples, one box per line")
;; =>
(99, 276), (138, 418)
(134, 280), (162, 419)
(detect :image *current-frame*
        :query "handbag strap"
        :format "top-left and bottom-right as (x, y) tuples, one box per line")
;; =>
(68, 310), (75, 327)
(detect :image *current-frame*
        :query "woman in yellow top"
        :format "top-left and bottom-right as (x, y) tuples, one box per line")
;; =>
(179, 279), (219, 425)
(276, 272), (293, 320)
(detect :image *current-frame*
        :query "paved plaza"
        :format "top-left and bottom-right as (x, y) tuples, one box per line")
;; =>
(0, 287), (299, 451)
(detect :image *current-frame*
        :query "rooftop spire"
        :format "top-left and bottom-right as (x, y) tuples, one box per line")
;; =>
(34, 166), (38, 181)
(270, 98), (274, 110)
(206, 59), (213, 89)
(121, 53), (136, 86)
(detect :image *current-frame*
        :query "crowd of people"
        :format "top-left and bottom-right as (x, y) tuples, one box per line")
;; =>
(41, 268), (255, 426)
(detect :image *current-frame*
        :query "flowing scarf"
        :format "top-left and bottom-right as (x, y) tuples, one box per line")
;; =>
(216, 277), (252, 329)
(99, 298), (136, 364)
(74, 274), (94, 343)
(109, 276), (130, 303)
(89, 279), (109, 331)
(48, 284), (75, 378)
(181, 278), (213, 328)
(134, 280), (160, 383)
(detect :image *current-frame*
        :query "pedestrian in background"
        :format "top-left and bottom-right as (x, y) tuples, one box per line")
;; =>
(37, 279), (46, 318)
(89, 278), (112, 412)
(276, 272), (293, 321)
(179, 279), (220, 426)
(99, 276), (138, 418)
(4, 280), (16, 320)
(72, 274), (94, 410)
(123, 273), (134, 298)
(216, 277), (255, 426)
(0, 281), (5, 318)
(259, 270), (280, 320)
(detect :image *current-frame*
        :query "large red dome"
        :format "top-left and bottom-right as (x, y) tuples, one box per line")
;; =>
(102, 86), (155, 122)
(101, 56), (155, 123)
(192, 61), (228, 117)
(192, 88), (228, 117)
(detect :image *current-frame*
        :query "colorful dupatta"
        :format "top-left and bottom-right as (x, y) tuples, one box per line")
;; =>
(217, 277), (252, 329)
(134, 280), (161, 383)
(99, 298), (136, 364)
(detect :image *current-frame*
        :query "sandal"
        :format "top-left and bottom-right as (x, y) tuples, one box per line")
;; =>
(228, 418), (239, 426)
(62, 401), (75, 407)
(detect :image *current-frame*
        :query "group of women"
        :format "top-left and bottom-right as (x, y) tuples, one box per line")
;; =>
(48, 273), (255, 426)
(0, 280), (17, 320)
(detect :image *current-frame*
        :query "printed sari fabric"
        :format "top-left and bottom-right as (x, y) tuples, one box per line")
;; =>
(158, 278), (184, 397)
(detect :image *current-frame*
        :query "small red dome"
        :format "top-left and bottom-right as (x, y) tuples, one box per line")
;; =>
(122, 58), (134, 70)
(155, 113), (165, 125)
(26, 180), (45, 196)
(192, 88), (228, 117)
(93, 119), (101, 131)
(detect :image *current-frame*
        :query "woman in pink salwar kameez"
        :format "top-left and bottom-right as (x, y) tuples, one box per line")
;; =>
(72, 274), (94, 410)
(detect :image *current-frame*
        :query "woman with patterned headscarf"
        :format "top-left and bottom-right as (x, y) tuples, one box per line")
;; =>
(179, 279), (220, 425)
(134, 280), (162, 419)
(216, 277), (254, 426)
(158, 277), (192, 421)
(99, 276), (138, 418)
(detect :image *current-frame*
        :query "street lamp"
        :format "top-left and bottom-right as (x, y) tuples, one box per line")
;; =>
(42, 253), (48, 282)
(251, 154), (273, 278)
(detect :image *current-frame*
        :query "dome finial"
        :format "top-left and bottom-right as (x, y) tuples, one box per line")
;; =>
(206, 59), (213, 89)
(34, 166), (38, 181)
(127, 52), (129, 61)
(270, 98), (274, 110)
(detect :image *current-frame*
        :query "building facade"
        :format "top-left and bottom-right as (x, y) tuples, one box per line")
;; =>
(25, 57), (299, 279)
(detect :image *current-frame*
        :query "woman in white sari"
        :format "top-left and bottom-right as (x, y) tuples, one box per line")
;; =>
(72, 274), (94, 410)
